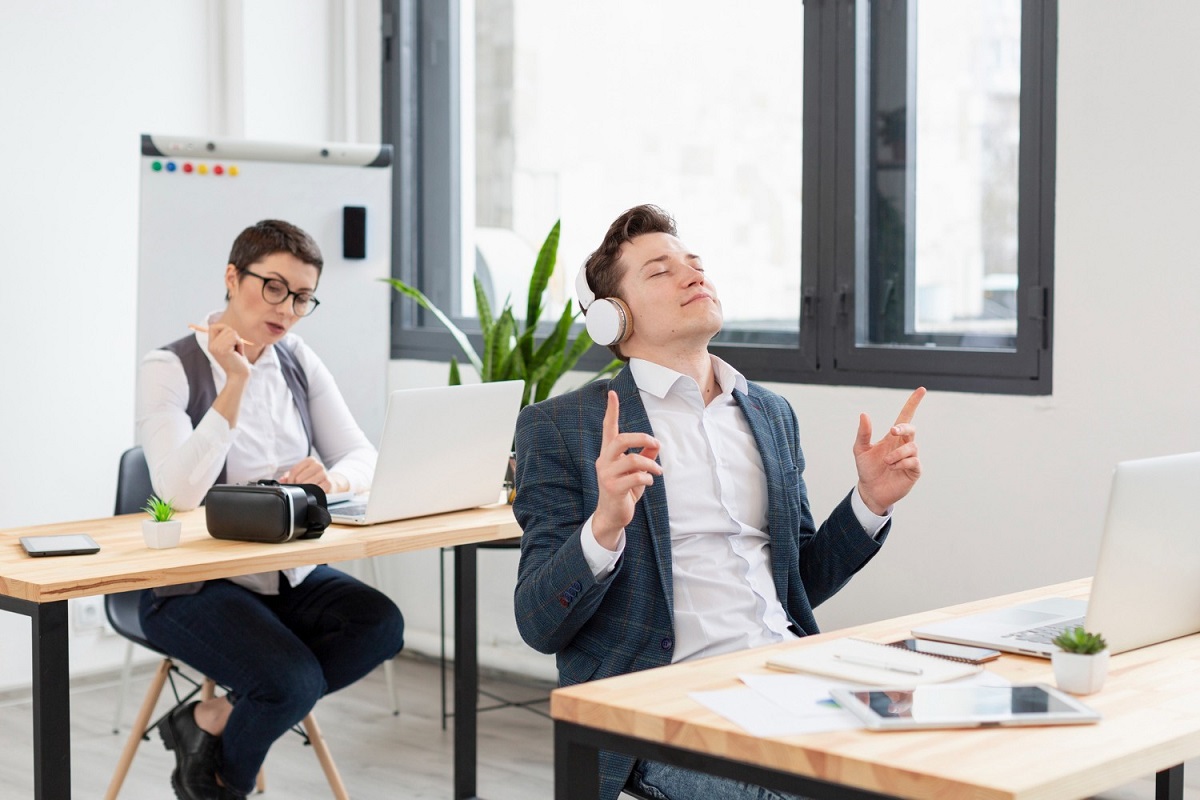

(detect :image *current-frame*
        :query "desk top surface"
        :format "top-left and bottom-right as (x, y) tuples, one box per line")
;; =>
(552, 579), (1200, 800)
(0, 505), (519, 603)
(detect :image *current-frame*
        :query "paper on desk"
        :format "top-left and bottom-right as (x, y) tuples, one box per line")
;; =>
(689, 670), (1012, 738)
(690, 673), (860, 737)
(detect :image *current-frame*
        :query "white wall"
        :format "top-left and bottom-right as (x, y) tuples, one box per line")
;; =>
(0, 0), (382, 691)
(2, 0), (1199, 692)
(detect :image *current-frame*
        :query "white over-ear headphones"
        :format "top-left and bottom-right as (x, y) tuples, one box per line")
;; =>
(575, 263), (633, 347)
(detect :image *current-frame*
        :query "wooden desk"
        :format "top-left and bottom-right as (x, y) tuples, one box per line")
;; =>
(552, 579), (1200, 800)
(0, 505), (520, 800)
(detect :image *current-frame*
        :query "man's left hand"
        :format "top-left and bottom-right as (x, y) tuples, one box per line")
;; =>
(854, 387), (926, 516)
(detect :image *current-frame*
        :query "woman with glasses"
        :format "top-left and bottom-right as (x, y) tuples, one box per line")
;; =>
(134, 219), (405, 800)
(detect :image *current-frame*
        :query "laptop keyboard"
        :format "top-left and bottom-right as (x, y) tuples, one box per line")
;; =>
(331, 502), (367, 517)
(1002, 617), (1084, 645)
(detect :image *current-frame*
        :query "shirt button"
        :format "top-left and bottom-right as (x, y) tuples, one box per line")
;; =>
(660, 637), (672, 651)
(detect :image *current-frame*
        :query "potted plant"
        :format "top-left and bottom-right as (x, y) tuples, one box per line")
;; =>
(386, 221), (621, 502)
(141, 495), (181, 549)
(1050, 626), (1109, 694)
(384, 220), (622, 408)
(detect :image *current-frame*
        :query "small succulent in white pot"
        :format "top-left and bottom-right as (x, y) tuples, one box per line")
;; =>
(141, 496), (181, 549)
(1050, 627), (1109, 695)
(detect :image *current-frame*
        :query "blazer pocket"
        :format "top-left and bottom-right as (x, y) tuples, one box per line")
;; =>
(781, 464), (802, 515)
(557, 646), (602, 687)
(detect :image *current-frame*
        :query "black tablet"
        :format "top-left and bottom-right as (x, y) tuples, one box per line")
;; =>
(20, 534), (101, 557)
(830, 683), (1101, 730)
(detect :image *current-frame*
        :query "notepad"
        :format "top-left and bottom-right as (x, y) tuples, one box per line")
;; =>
(765, 638), (982, 685)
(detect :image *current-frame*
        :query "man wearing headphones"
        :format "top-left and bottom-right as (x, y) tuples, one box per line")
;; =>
(512, 204), (925, 800)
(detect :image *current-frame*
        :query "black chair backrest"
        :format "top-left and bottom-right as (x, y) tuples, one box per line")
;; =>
(114, 446), (154, 516)
(107, 447), (160, 651)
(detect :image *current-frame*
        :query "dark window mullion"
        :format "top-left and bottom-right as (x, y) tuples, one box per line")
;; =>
(830, 0), (859, 373)
(1014, 0), (1057, 367)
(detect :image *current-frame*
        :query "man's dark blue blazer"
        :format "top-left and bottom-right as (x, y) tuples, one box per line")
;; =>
(513, 365), (888, 800)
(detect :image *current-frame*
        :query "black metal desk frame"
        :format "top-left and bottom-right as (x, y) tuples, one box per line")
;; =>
(0, 543), (487, 800)
(554, 718), (1186, 800)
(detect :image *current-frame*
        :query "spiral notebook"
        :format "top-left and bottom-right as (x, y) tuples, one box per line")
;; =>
(765, 638), (982, 686)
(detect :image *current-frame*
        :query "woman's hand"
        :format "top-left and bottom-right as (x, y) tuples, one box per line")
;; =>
(205, 323), (252, 383)
(205, 323), (251, 428)
(281, 457), (348, 493)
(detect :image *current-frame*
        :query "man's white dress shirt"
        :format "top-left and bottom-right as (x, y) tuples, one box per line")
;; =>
(581, 356), (888, 662)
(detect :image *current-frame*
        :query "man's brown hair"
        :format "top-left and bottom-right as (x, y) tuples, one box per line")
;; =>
(581, 204), (677, 359)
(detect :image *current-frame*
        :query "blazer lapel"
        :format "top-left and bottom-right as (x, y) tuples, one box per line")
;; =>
(612, 368), (674, 616)
(734, 389), (791, 585)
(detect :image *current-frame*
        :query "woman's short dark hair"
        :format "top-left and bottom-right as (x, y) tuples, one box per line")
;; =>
(581, 204), (677, 359)
(225, 219), (323, 300)
(229, 219), (323, 273)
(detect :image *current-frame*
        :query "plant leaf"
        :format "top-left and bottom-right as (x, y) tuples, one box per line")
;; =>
(473, 275), (494, 341)
(584, 357), (625, 385)
(487, 310), (517, 383)
(532, 303), (575, 368)
(383, 278), (483, 376)
(448, 357), (462, 386)
(525, 220), (560, 332)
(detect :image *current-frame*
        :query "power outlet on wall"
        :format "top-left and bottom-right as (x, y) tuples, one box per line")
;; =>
(72, 597), (109, 634)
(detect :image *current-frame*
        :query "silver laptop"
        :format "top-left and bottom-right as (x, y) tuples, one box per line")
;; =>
(329, 381), (524, 525)
(912, 451), (1200, 658)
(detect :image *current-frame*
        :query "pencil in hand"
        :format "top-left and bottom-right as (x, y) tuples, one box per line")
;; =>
(188, 323), (256, 347)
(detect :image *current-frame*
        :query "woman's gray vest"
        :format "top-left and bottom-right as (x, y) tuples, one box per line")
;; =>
(161, 334), (315, 484)
(151, 335), (314, 598)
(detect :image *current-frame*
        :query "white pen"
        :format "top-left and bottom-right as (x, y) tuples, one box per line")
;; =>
(833, 653), (924, 676)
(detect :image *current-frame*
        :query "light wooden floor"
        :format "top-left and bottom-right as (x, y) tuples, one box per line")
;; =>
(0, 653), (554, 800)
(0, 653), (1195, 799)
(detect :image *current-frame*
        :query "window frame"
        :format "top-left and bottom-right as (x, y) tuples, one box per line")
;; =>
(382, 0), (1058, 395)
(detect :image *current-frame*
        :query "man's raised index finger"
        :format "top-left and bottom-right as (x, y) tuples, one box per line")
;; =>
(893, 386), (927, 426)
(602, 390), (620, 443)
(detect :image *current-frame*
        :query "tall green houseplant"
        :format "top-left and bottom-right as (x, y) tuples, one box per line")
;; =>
(385, 220), (620, 407)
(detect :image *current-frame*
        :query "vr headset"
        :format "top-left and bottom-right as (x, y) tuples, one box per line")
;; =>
(204, 480), (332, 543)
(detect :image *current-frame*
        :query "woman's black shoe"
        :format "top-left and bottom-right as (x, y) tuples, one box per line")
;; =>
(159, 701), (221, 800)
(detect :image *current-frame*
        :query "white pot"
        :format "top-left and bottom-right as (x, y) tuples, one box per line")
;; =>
(1051, 649), (1109, 694)
(142, 519), (182, 549)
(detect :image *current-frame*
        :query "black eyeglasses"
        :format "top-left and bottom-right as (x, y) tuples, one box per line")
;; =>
(242, 269), (321, 317)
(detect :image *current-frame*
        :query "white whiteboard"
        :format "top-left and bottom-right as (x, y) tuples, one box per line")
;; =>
(137, 134), (392, 442)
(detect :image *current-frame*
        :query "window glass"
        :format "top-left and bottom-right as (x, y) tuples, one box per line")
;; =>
(861, 0), (1022, 347)
(468, 0), (803, 343)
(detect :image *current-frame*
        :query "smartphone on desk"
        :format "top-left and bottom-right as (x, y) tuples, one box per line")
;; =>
(20, 534), (101, 557)
(886, 638), (1001, 664)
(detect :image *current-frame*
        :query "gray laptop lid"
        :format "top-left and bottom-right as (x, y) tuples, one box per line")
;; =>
(912, 451), (1200, 657)
(1084, 451), (1200, 653)
(332, 381), (524, 524)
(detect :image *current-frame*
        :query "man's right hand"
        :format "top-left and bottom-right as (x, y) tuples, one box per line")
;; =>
(592, 390), (661, 549)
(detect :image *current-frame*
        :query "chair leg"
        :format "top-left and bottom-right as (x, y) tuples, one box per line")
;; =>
(301, 713), (349, 800)
(111, 639), (136, 734)
(104, 658), (172, 800)
(201, 677), (216, 701)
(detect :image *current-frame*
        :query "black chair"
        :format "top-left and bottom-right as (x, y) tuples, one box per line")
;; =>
(104, 447), (346, 799)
